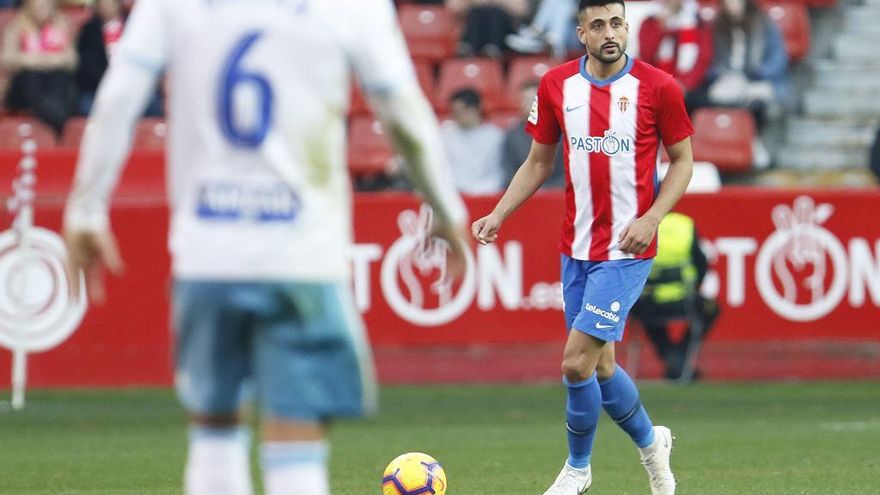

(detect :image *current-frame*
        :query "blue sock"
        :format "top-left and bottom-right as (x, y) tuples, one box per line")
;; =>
(599, 365), (655, 448)
(564, 374), (602, 469)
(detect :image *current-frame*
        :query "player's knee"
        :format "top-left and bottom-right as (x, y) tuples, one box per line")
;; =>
(595, 359), (617, 381)
(561, 355), (593, 383)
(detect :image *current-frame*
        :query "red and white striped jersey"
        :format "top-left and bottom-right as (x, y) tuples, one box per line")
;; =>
(526, 56), (693, 261)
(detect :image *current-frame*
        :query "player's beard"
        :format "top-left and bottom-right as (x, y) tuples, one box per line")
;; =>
(589, 40), (627, 64)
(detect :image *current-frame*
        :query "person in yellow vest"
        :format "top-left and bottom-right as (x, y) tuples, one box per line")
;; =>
(631, 212), (719, 380)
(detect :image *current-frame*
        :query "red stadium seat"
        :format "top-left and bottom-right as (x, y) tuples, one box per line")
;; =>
(349, 82), (369, 117)
(349, 62), (436, 117)
(691, 107), (755, 173)
(398, 5), (459, 64)
(132, 118), (167, 150)
(507, 56), (555, 108)
(763, 1), (811, 62)
(347, 116), (395, 176)
(436, 58), (507, 112)
(59, 116), (88, 149)
(0, 116), (56, 150)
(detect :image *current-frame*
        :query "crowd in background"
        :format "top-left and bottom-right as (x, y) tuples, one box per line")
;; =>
(4, 0), (877, 189)
(0, 0), (159, 138)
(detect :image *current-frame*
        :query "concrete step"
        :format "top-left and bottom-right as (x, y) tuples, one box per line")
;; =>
(813, 62), (880, 84)
(814, 73), (880, 94)
(785, 119), (876, 147)
(776, 145), (869, 170)
(803, 89), (880, 118)
(834, 37), (880, 63)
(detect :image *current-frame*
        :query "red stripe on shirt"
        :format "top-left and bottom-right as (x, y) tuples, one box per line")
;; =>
(588, 85), (612, 260)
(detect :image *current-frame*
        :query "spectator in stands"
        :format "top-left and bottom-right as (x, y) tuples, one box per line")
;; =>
(630, 212), (719, 381)
(700, 0), (792, 120)
(1, 0), (77, 136)
(505, 0), (579, 59)
(75, 0), (123, 115)
(501, 80), (564, 188)
(441, 88), (504, 194)
(505, 0), (583, 59)
(447, 0), (532, 58)
(638, 0), (713, 109)
(74, 0), (162, 116)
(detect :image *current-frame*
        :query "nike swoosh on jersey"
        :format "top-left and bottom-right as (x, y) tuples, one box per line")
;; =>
(565, 103), (587, 112)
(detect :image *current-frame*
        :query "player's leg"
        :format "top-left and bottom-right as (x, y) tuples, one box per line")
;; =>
(173, 281), (254, 495)
(596, 344), (655, 448)
(255, 282), (377, 495)
(586, 260), (676, 495)
(542, 257), (604, 494)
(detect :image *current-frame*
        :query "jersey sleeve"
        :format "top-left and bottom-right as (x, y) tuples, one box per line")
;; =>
(346, 0), (420, 97)
(114, 0), (169, 73)
(525, 75), (561, 145)
(655, 76), (694, 147)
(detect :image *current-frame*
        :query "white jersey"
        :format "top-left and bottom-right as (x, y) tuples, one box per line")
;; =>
(65, 0), (466, 281)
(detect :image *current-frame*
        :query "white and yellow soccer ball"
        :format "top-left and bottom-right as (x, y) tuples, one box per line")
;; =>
(381, 452), (447, 495)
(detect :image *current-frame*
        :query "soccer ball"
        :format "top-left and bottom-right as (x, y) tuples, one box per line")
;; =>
(381, 452), (447, 495)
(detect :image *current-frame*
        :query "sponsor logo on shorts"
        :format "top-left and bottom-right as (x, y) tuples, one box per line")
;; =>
(584, 303), (620, 323)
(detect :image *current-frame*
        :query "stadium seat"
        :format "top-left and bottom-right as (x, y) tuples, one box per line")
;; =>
(507, 56), (554, 106)
(59, 116), (88, 149)
(436, 58), (508, 112)
(350, 62), (436, 117)
(691, 107), (755, 173)
(0, 116), (56, 150)
(398, 5), (459, 64)
(132, 118), (167, 150)
(349, 82), (369, 117)
(763, 1), (811, 62)
(347, 116), (395, 176)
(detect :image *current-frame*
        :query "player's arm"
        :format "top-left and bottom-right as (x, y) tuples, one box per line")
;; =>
(63, 0), (168, 302)
(350, 0), (469, 271)
(472, 140), (557, 245)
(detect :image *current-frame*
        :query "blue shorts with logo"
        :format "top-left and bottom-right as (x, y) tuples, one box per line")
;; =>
(561, 255), (653, 342)
(172, 280), (377, 421)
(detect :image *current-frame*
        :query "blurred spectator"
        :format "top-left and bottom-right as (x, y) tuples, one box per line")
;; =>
(505, 0), (579, 59)
(1, 0), (77, 136)
(441, 88), (504, 194)
(699, 0), (792, 120)
(638, 0), (713, 108)
(74, 0), (162, 116)
(630, 212), (719, 381)
(871, 123), (880, 182)
(0, 0), (15, 7)
(501, 80), (564, 188)
(447, 0), (532, 58)
(75, 0), (122, 114)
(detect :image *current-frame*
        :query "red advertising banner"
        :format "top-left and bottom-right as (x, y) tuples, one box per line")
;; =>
(0, 151), (878, 386)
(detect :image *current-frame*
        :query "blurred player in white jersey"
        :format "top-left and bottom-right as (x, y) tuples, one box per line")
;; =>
(63, 1), (468, 494)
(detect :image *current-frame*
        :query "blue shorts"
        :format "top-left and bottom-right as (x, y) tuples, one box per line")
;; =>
(561, 255), (653, 342)
(172, 280), (377, 421)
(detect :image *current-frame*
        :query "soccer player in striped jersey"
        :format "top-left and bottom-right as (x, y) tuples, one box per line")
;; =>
(472, 0), (693, 493)
(63, 1), (468, 494)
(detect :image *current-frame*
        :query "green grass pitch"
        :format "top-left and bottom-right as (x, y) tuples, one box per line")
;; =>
(1, 382), (877, 494)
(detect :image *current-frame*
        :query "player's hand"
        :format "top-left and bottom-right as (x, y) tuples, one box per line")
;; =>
(430, 222), (470, 281)
(471, 213), (502, 245)
(617, 215), (660, 255)
(64, 230), (125, 304)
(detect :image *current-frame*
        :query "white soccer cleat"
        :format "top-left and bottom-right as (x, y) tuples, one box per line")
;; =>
(640, 426), (676, 495)
(542, 462), (592, 495)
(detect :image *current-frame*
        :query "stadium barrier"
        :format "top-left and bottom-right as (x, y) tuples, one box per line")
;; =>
(1, 151), (878, 386)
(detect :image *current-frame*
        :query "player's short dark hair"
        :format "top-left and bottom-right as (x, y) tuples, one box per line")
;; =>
(450, 88), (482, 109)
(578, 0), (626, 18)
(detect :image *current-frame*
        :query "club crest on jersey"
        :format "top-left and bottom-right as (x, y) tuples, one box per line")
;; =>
(617, 96), (630, 113)
(569, 130), (632, 156)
